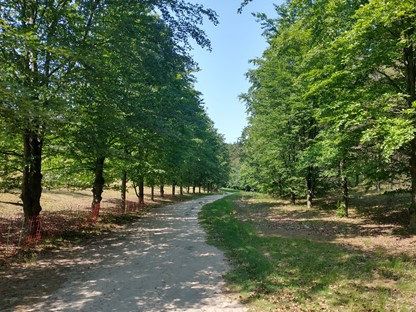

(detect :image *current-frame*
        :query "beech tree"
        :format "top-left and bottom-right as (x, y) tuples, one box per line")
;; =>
(1, 0), (221, 224)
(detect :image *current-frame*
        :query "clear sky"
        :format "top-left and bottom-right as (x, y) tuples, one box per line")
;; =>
(188, 0), (281, 143)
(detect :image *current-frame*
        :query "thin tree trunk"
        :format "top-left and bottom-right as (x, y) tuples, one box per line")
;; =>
(138, 178), (144, 207)
(160, 183), (164, 198)
(121, 170), (127, 213)
(180, 183), (183, 196)
(306, 167), (313, 209)
(172, 183), (176, 197)
(151, 185), (154, 201)
(340, 159), (349, 217)
(290, 193), (296, 205)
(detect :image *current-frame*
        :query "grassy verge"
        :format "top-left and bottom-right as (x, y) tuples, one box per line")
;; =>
(199, 192), (416, 311)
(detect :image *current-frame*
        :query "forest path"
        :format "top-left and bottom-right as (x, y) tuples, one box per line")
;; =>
(28, 194), (246, 312)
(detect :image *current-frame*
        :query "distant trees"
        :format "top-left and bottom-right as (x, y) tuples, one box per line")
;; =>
(239, 0), (416, 226)
(0, 1), (229, 225)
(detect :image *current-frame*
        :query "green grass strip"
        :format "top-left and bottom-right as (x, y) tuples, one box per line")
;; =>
(199, 192), (416, 311)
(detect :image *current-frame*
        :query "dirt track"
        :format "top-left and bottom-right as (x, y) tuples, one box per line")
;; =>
(3, 194), (246, 312)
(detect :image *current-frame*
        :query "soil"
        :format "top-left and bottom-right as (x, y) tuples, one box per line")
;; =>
(234, 193), (416, 259)
(0, 194), (247, 312)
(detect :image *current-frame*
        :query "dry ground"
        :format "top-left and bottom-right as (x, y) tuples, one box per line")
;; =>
(235, 191), (416, 258)
(0, 186), (208, 311)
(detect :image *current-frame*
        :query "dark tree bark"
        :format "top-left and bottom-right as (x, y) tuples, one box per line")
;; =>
(306, 167), (313, 209)
(160, 183), (164, 197)
(151, 185), (155, 201)
(138, 178), (145, 207)
(172, 183), (176, 196)
(339, 159), (349, 217)
(121, 170), (127, 213)
(92, 157), (105, 208)
(21, 129), (43, 235)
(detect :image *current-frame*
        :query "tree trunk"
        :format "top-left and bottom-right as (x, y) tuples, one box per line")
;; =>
(290, 193), (296, 205)
(151, 185), (154, 201)
(172, 183), (176, 196)
(138, 178), (145, 207)
(21, 129), (43, 235)
(340, 159), (349, 217)
(306, 167), (313, 209)
(160, 183), (164, 197)
(180, 183), (183, 196)
(121, 170), (127, 213)
(193, 186), (196, 194)
(92, 157), (105, 209)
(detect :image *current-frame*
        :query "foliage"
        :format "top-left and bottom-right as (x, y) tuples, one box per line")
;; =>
(0, 0), (228, 217)
(239, 0), (416, 225)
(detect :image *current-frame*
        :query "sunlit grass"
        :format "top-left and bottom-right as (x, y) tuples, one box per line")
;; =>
(199, 192), (416, 311)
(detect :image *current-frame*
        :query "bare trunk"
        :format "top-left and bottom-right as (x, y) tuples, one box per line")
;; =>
(290, 193), (296, 205)
(340, 159), (349, 217)
(21, 129), (43, 236)
(180, 183), (183, 196)
(306, 167), (313, 209)
(160, 184), (164, 197)
(151, 185), (154, 201)
(172, 183), (176, 196)
(92, 157), (105, 210)
(121, 170), (127, 213)
(138, 179), (145, 207)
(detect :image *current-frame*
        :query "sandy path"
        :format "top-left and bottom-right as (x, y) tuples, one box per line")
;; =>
(29, 194), (246, 312)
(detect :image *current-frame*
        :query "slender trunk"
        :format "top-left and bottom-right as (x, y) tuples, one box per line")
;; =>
(160, 183), (164, 197)
(138, 178), (144, 207)
(340, 159), (349, 217)
(92, 157), (105, 208)
(187, 186), (190, 194)
(193, 185), (196, 194)
(21, 129), (43, 235)
(151, 185), (154, 201)
(180, 183), (183, 196)
(290, 193), (296, 205)
(172, 183), (176, 197)
(341, 176), (349, 217)
(306, 167), (313, 209)
(121, 170), (127, 213)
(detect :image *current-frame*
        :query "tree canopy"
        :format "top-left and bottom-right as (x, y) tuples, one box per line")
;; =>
(238, 0), (416, 226)
(0, 0), (229, 223)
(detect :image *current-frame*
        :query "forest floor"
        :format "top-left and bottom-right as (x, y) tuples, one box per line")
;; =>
(236, 190), (416, 258)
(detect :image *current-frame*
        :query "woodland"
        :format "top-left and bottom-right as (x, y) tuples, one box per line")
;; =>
(231, 0), (416, 228)
(0, 0), (229, 230)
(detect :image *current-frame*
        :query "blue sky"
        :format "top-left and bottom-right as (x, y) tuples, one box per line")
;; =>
(188, 1), (281, 143)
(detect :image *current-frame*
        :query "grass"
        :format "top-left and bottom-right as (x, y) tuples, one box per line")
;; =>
(199, 192), (416, 311)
